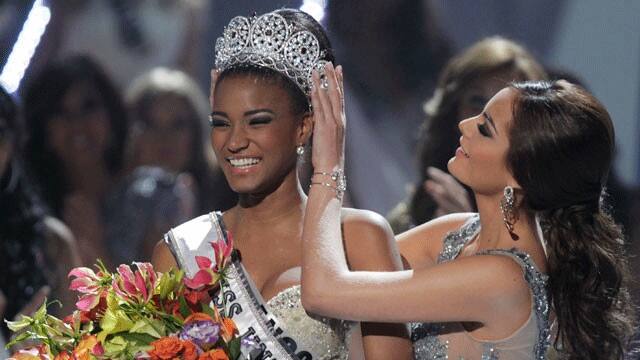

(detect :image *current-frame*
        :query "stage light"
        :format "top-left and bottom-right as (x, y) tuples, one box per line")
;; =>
(0, 0), (51, 94)
(300, 0), (325, 22)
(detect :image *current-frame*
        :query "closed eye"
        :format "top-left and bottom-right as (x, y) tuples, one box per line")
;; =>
(209, 115), (229, 128)
(249, 116), (273, 126)
(477, 122), (492, 137)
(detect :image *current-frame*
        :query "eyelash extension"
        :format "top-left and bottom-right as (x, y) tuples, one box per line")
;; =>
(477, 122), (492, 137)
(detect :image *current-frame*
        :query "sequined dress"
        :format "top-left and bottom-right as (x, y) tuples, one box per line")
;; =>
(411, 215), (551, 359)
(165, 212), (351, 360)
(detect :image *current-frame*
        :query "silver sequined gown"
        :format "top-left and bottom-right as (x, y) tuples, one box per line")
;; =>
(411, 215), (552, 359)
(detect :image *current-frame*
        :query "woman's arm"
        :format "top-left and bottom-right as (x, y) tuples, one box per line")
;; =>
(342, 209), (412, 359)
(43, 216), (82, 316)
(301, 63), (529, 326)
(151, 240), (179, 273)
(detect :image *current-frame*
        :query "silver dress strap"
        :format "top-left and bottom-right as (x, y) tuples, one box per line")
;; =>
(477, 248), (551, 359)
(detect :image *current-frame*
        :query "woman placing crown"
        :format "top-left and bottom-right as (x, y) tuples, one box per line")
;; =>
(301, 60), (636, 358)
(152, 9), (412, 359)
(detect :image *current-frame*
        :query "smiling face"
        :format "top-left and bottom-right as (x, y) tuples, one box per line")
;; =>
(210, 74), (311, 195)
(448, 87), (519, 196)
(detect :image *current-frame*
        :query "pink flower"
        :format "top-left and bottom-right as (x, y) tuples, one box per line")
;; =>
(68, 267), (108, 312)
(9, 344), (51, 359)
(112, 262), (158, 303)
(184, 233), (234, 290)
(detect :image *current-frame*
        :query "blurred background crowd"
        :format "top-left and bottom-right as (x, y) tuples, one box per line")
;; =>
(1, 0), (639, 354)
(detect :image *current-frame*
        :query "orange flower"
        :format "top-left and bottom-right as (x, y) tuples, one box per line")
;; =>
(181, 340), (199, 360)
(73, 335), (101, 360)
(197, 349), (229, 360)
(220, 318), (238, 342)
(148, 337), (184, 360)
(184, 312), (214, 324)
(53, 352), (73, 360)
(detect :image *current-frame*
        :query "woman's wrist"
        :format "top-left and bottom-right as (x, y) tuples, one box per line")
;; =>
(310, 167), (346, 200)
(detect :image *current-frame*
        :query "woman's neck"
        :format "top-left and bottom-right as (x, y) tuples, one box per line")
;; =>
(474, 192), (536, 251)
(233, 171), (307, 227)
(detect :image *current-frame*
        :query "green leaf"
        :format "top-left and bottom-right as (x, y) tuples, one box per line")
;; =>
(228, 337), (241, 360)
(5, 315), (34, 332)
(33, 298), (49, 320)
(178, 296), (191, 318)
(98, 308), (135, 343)
(201, 302), (217, 319)
(103, 334), (154, 359)
(5, 331), (33, 348)
(129, 318), (164, 338)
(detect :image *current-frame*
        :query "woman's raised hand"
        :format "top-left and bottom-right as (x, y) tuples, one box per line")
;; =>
(310, 63), (345, 173)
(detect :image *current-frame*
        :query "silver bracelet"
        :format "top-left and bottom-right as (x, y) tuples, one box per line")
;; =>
(310, 182), (344, 200)
(312, 169), (347, 198)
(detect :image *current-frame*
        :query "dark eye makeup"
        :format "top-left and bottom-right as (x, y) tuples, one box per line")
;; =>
(477, 122), (492, 137)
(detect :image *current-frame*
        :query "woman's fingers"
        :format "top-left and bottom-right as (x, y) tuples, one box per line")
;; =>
(311, 70), (325, 124)
(325, 63), (343, 124)
(316, 68), (334, 129)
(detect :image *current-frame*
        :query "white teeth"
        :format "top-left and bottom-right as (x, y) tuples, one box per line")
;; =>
(228, 157), (261, 167)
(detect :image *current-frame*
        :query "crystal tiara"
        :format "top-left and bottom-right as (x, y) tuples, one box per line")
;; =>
(214, 11), (329, 99)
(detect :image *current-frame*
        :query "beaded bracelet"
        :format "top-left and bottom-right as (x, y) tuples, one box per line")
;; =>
(310, 168), (346, 200)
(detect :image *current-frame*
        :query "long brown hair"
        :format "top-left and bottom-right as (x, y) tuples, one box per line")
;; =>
(508, 80), (635, 359)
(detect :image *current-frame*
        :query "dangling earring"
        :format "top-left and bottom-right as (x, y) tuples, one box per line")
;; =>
(500, 186), (520, 240)
(296, 145), (305, 157)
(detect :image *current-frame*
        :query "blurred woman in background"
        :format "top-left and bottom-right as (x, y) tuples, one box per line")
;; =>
(22, 55), (193, 265)
(125, 67), (236, 213)
(0, 84), (80, 339)
(388, 36), (547, 234)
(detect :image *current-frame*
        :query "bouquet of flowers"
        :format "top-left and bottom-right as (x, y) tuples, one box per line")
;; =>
(5, 235), (252, 360)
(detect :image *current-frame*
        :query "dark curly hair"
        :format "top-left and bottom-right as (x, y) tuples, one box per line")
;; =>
(21, 55), (128, 214)
(507, 80), (635, 359)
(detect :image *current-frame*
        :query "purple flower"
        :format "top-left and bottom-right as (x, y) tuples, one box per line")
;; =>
(179, 320), (220, 350)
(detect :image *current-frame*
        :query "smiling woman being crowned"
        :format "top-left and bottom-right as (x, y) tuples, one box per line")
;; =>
(151, 9), (412, 360)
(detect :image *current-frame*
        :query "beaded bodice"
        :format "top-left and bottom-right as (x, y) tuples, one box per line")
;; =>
(411, 215), (551, 359)
(267, 285), (351, 360)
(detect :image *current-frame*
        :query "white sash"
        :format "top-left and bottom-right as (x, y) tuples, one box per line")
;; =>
(165, 212), (319, 360)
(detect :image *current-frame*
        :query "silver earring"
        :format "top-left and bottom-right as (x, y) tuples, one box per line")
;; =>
(500, 186), (520, 240)
(296, 145), (305, 157)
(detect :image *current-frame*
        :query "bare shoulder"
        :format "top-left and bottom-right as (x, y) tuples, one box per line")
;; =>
(42, 216), (81, 266)
(341, 207), (394, 245)
(340, 208), (403, 271)
(451, 253), (532, 317)
(396, 212), (476, 269)
(152, 239), (178, 272)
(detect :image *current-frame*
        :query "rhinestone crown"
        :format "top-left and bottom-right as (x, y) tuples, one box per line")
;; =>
(214, 11), (328, 99)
